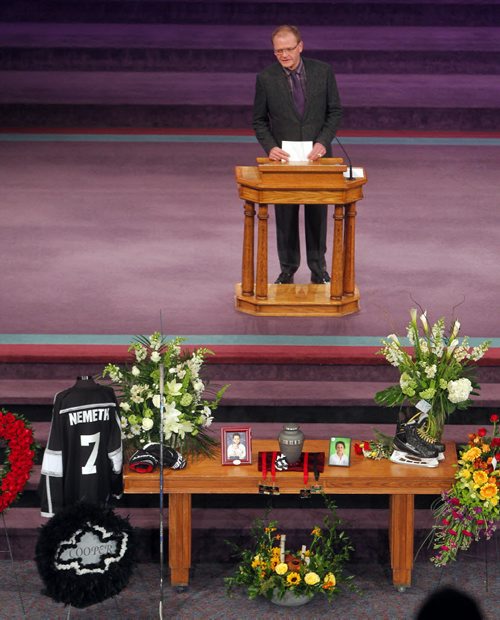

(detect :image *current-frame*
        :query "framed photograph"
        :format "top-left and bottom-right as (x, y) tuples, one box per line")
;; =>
(328, 437), (351, 467)
(221, 426), (252, 465)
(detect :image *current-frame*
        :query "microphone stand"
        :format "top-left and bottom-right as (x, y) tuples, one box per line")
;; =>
(335, 136), (354, 180)
(158, 362), (165, 619)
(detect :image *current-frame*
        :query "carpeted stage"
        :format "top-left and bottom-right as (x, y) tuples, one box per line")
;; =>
(1, 133), (499, 347)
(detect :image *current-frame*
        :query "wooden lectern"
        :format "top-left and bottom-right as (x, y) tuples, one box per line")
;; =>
(234, 158), (367, 317)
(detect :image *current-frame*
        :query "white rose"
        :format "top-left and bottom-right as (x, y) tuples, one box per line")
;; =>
(151, 351), (161, 363)
(142, 418), (154, 431)
(447, 377), (473, 404)
(131, 366), (140, 376)
(152, 394), (161, 408)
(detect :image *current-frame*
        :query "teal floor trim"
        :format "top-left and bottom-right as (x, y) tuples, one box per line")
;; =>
(0, 334), (498, 347)
(1, 133), (500, 146)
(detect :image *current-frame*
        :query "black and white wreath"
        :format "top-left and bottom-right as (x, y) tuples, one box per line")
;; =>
(35, 501), (137, 608)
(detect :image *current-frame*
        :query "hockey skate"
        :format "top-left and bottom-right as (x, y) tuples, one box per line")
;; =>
(390, 411), (439, 468)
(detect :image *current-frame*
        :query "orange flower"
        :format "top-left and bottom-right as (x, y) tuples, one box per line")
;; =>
(462, 447), (481, 462)
(323, 572), (336, 589)
(473, 470), (488, 486)
(479, 482), (498, 500)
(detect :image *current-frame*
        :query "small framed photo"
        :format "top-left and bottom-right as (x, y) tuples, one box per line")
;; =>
(221, 426), (252, 465)
(329, 437), (351, 467)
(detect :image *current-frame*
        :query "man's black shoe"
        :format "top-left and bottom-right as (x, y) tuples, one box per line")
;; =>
(310, 270), (331, 284)
(274, 272), (294, 284)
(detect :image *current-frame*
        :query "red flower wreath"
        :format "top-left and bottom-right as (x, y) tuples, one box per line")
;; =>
(0, 410), (36, 514)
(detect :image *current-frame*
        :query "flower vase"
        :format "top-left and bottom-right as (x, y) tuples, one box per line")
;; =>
(424, 405), (446, 442)
(270, 590), (313, 607)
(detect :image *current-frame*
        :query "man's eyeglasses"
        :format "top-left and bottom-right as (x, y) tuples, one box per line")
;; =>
(273, 42), (301, 57)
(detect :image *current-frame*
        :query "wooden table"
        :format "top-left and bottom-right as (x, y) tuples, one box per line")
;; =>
(123, 439), (457, 591)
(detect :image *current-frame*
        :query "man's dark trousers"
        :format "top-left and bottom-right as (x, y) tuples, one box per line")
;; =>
(275, 203), (327, 276)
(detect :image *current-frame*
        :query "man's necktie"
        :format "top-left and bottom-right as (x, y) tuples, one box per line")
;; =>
(290, 70), (305, 116)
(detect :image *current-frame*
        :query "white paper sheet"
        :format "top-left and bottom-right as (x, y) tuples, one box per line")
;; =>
(282, 140), (313, 162)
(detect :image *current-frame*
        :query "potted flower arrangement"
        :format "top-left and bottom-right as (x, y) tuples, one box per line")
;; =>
(225, 496), (355, 606)
(375, 309), (490, 439)
(429, 414), (499, 566)
(103, 333), (228, 458)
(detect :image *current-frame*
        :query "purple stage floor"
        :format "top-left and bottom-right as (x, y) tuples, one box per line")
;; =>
(0, 136), (499, 344)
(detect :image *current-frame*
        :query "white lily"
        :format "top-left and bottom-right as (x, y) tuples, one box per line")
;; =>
(166, 380), (183, 397)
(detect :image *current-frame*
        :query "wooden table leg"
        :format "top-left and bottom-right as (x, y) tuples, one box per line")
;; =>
(389, 494), (414, 590)
(169, 493), (192, 587)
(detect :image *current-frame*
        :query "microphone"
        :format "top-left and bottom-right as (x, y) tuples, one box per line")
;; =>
(334, 136), (354, 180)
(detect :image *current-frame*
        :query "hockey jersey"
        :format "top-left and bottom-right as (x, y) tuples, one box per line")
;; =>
(39, 377), (123, 518)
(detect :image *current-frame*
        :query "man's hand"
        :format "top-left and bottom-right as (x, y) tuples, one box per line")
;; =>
(269, 146), (290, 162)
(307, 142), (327, 161)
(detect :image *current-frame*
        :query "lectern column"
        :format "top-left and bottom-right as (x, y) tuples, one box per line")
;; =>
(343, 202), (357, 296)
(241, 200), (255, 296)
(256, 203), (269, 299)
(331, 204), (345, 300)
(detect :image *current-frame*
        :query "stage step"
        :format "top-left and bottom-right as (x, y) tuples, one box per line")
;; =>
(1, 24), (498, 74)
(3, 378), (500, 411)
(2, 0), (499, 26)
(1, 1), (498, 131)
(1, 71), (498, 131)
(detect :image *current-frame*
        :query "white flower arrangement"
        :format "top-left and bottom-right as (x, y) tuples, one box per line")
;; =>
(375, 309), (491, 437)
(103, 333), (228, 458)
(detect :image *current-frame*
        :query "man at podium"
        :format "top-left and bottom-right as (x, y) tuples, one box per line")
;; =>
(252, 24), (342, 285)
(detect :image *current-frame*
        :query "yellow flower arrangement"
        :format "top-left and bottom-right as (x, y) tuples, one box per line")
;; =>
(430, 414), (500, 566)
(225, 496), (356, 603)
